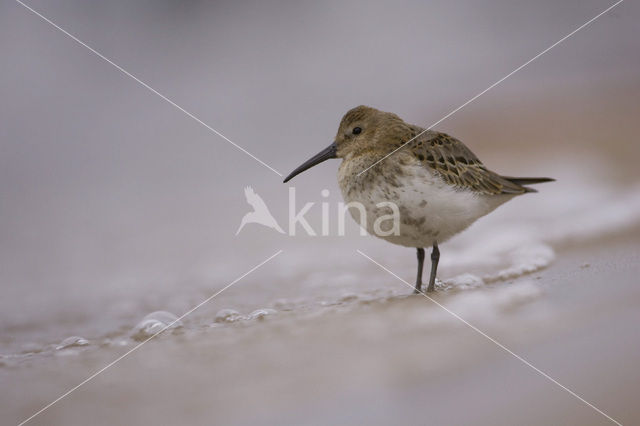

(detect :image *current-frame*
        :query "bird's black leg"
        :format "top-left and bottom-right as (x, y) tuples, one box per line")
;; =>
(414, 248), (425, 294)
(426, 243), (439, 293)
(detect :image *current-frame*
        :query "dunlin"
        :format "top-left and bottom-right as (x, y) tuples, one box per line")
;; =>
(284, 105), (554, 293)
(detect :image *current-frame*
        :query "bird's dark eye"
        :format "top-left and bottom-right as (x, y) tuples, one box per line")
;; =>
(352, 127), (362, 135)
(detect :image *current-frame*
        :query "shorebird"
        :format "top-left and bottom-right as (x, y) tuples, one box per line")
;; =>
(236, 186), (285, 235)
(283, 105), (554, 293)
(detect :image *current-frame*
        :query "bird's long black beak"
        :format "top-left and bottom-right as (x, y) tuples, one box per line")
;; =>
(283, 142), (337, 183)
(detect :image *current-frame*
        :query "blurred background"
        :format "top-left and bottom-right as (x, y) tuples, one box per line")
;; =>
(1, 0), (639, 425)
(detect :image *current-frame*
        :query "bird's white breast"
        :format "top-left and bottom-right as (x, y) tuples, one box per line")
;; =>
(338, 160), (512, 248)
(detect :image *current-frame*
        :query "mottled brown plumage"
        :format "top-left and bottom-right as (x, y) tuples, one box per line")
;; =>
(408, 131), (529, 195)
(334, 105), (547, 195)
(284, 105), (554, 293)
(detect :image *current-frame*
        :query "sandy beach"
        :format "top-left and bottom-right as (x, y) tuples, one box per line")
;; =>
(2, 1), (640, 425)
(3, 226), (639, 425)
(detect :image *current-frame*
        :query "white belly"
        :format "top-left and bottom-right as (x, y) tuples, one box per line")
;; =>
(339, 162), (512, 247)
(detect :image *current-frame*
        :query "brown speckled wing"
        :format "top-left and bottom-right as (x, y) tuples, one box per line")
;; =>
(409, 130), (526, 195)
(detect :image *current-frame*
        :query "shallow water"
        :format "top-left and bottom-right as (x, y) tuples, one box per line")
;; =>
(2, 233), (639, 425)
(2, 154), (640, 425)
(2, 157), (639, 361)
(2, 1), (640, 424)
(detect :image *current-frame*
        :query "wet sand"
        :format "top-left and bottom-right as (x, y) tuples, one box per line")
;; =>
(2, 77), (639, 424)
(2, 84), (640, 424)
(2, 228), (639, 426)
(2, 2), (639, 422)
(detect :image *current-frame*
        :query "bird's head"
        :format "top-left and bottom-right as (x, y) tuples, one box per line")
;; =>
(283, 105), (409, 183)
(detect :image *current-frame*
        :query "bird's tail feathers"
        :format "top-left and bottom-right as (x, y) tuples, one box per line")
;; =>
(502, 176), (555, 185)
(501, 176), (555, 194)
